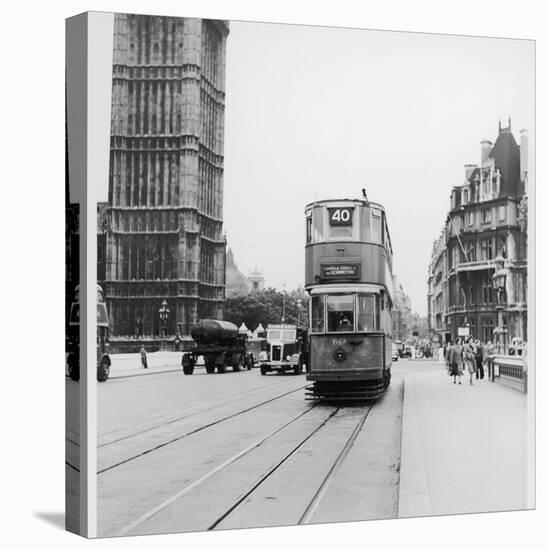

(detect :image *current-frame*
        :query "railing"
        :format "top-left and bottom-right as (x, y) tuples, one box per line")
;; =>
(491, 354), (527, 394)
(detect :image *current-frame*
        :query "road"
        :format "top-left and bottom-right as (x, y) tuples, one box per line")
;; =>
(64, 357), (528, 537)
(94, 361), (418, 537)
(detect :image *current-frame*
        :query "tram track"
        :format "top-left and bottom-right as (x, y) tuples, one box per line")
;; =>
(97, 380), (305, 449)
(115, 403), (323, 536)
(298, 405), (373, 524)
(98, 382), (310, 475)
(208, 404), (374, 531)
(115, 401), (376, 536)
(99, 374), (300, 445)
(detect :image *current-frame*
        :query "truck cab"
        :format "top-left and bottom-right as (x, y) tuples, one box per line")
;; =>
(259, 324), (305, 376)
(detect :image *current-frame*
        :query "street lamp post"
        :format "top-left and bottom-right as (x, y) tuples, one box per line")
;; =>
(281, 283), (287, 323)
(492, 255), (508, 355)
(296, 299), (303, 328)
(158, 300), (170, 351)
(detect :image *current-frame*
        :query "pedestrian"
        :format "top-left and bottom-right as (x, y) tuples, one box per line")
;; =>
(463, 337), (477, 385)
(444, 342), (451, 369)
(140, 345), (148, 369)
(448, 337), (464, 384)
(475, 339), (484, 379)
(483, 340), (492, 379)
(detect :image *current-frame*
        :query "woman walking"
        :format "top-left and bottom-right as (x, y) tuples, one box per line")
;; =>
(449, 337), (464, 384)
(463, 337), (477, 385)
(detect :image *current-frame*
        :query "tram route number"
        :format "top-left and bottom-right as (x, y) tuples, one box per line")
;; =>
(328, 207), (353, 226)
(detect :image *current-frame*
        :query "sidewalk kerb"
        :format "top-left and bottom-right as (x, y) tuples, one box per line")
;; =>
(398, 376), (433, 518)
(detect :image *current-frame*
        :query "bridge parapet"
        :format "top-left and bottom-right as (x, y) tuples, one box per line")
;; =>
(491, 354), (527, 393)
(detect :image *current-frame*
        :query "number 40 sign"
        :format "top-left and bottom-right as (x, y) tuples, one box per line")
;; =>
(328, 207), (353, 226)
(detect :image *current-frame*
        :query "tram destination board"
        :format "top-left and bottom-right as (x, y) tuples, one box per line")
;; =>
(321, 262), (361, 279)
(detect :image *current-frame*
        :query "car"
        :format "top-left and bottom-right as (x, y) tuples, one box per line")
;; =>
(391, 345), (399, 361)
(404, 345), (414, 358)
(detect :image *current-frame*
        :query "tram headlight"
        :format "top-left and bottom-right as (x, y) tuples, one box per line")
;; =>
(333, 347), (347, 362)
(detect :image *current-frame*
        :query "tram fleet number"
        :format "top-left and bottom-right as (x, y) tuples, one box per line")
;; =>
(328, 207), (353, 226)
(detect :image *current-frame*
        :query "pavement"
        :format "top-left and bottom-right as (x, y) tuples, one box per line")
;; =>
(398, 361), (531, 518)
(108, 351), (185, 379)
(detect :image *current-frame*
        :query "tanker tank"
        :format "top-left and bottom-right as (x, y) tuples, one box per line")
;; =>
(190, 319), (239, 345)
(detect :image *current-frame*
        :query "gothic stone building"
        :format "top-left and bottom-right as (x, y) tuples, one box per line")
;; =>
(104, 15), (229, 341)
(428, 121), (528, 344)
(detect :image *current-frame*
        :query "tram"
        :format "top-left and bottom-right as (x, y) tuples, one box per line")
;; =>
(304, 197), (394, 400)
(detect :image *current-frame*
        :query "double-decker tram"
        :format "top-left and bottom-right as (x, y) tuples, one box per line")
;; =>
(304, 197), (394, 400)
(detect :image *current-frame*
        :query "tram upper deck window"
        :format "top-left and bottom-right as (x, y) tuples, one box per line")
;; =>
(311, 295), (325, 333)
(313, 207), (324, 242)
(327, 206), (354, 240)
(357, 293), (380, 332)
(371, 209), (382, 243)
(327, 294), (354, 332)
(306, 210), (312, 243)
(360, 207), (383, 244)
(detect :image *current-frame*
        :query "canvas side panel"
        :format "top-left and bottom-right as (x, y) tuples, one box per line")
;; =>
(65, 12), (87, 537)
(86, 11), (115, 539)
(526, 43), (535, 509)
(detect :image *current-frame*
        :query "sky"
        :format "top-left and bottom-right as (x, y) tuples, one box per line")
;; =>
(222, 22), (534, 316)
(93, 16), (535, 317)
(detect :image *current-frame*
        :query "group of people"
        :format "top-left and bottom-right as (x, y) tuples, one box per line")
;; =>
(444, 338), (495, 386)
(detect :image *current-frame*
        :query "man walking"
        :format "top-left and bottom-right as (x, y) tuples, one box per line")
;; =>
(140, 345), (148, 369)
(475, 339), (484, 379)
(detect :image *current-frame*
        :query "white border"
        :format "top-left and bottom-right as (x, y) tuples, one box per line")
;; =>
(2, 2), (546, 550)
(86, 12), (115, 538)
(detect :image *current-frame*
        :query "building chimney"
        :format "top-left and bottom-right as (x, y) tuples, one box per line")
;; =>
(520, 129), (528, 183)
(464, 164), (477, 181)
(480, 140), (493, 165)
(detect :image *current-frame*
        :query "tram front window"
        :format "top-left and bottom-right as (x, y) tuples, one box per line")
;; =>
(329, 224), (353, 239)
(327, 295), (354, 332)
(357, 294), (380, 332)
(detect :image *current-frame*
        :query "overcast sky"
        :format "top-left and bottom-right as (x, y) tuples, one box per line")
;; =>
(222, 21), (534, 316)
(94, 17), (534, 317)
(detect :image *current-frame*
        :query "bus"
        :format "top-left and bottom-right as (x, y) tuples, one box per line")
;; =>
(66, 284), (111, 382)
(304, 196), (394, 400)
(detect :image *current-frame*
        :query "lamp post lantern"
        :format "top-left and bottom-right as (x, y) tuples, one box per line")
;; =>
(158, 299), (170, 351)
(492, 255), (508, 354)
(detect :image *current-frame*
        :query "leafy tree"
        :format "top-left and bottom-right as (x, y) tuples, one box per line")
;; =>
(224, 287), (309, 331)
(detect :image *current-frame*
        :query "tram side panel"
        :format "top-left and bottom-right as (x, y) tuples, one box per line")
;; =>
(308, 334), (384, 382)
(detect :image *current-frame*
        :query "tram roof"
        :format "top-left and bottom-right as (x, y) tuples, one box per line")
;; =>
(304, 198), (386, 212)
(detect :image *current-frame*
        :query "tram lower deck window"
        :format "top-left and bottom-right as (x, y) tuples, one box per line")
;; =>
(311, 295), (325, 333)
(357, 294), (380, 332)
(327, 295), (354, 332)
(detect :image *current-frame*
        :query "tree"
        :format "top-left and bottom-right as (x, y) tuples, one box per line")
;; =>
(224, 288), (309, 331)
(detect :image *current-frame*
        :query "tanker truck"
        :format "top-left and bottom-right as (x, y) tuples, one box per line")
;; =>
(181, 320), (254, 375)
